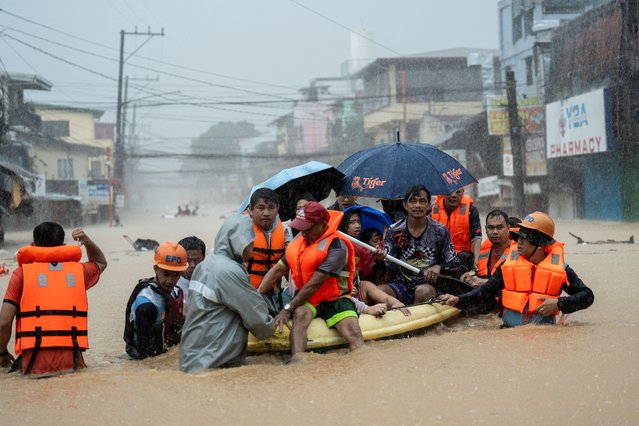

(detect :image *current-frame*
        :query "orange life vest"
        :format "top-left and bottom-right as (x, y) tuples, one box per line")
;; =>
(500, 241), (567, 315)
(247, 221), (286, 288)
(285, 210), (355, 307)
(431, 195), (473, 253)
(477, 239), (509, 278)
(14, 245), (88, 356)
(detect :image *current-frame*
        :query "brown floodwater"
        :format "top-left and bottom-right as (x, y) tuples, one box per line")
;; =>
(1, 204), (638, 425)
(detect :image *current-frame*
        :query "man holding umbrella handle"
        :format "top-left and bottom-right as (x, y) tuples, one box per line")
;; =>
(339, 231), (441, 282)
(378, 185), (463, 305)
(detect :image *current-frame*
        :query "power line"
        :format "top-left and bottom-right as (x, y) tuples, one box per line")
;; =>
(128, 150), (345, 160)
(1, 26), (297, 102)
(105, 0), (136, 26)
(139, 0), (163, 27)
(2, 23), (508, 108)
(289, 0), (403, 56)
(0, 8), (299, 91)
(2, 33), (118, 82)
(120, 0), (147, 25)
(1, 31), (328, 126)
(0, 34), (297, 121)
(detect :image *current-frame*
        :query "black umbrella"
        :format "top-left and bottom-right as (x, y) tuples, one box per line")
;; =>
(337, 142), (477, 199)
(239, 161), (344, 221)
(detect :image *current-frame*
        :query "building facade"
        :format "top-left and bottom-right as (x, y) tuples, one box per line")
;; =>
(544, 0), (639, 221)
(354, 49), (492, 146)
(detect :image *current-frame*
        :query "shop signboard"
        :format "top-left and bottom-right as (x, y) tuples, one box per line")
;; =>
(525, 133), (547, 176)
(545, 88), (613, 159)
(87, 182), (110, 204)
(478, 175), (500, 197)
(487, 95), (545, 136)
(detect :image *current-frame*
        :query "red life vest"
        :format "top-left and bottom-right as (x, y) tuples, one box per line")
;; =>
(285, 210), (355, 307)
(501, 241), (567, 315)
(247, 221), (286, 289)
(165, 287), (184, 347)
(14, 245), (88, 357)
(431, 195), (473, 253)
(477, 239), (509, 278)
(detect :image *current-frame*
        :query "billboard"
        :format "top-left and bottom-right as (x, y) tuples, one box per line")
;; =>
(545, 88), (613, 159)
(487, 95), (545, 136)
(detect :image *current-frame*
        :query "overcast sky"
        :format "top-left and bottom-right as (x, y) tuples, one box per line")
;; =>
(1, 0), (501, 150)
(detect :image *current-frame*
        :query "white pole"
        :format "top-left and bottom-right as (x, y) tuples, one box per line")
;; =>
(338, 231), (420, 274)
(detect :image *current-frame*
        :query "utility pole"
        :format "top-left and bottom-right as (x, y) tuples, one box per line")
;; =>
(121, 76), (129, 160)
(129, 103), (137, 143)
(506, 70), (526, 217)
(399, 70), (408, 141)
(113, 27), (164, 185)
(106, 146), (113, 227)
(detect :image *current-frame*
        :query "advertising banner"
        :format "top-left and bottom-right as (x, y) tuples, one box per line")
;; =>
(525, 133), (547, 176)
(502, 137), (513, 177)
(545, 88), (613, 159)
(478, 175), (500, 197)
(87, 182), (110, 204)
(487, 95), (545, 136)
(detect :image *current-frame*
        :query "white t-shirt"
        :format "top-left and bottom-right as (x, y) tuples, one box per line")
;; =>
(175, 276), (191, 306)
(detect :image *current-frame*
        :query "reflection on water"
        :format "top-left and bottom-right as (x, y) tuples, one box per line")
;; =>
(1, 210), (638, 425)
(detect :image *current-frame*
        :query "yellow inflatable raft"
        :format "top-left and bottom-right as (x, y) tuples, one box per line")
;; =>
(248, 302), (460, 353)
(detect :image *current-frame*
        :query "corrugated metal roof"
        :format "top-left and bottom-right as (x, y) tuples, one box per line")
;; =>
(2, 73), (52, 91)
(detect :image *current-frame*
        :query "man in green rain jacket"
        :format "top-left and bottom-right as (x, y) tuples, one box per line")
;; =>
(180, 213), (275, 373)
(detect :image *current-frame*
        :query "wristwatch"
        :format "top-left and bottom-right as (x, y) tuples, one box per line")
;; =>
(284, 303), (294, 314)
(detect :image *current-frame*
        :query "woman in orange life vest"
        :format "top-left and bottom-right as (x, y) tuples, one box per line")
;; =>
(440, 212), (594, 327)
(0, 222), (107, 375)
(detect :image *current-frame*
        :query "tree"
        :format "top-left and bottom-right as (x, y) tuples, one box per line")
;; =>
(191, 121), (260, 157)
(188, 121), (261, 201)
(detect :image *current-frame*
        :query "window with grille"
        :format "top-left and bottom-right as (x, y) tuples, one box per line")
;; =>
(525, 56), (534, 86)
(43, 120), (70, 137)
(58, 159), (74, 179)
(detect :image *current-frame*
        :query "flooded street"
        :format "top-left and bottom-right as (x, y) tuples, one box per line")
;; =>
(2, 0), (639, 424)
(1, 205), (638, 425)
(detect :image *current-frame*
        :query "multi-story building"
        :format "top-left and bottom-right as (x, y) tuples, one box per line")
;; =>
(488, 0), (610, 215)
(0, 72), (116, 239)
(32, 103), (114, 223)
(497, 0), (607, 96)
(0, 73), (51, 243)
(353, 48), (495, 146)
(544, 0), (639, 221)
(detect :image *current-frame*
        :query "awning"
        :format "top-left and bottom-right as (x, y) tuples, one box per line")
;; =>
(0, 161), (37, 212)
(427, 128), (463, 147)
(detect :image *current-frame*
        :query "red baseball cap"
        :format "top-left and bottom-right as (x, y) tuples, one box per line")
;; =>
(291, 201), (329, 231)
